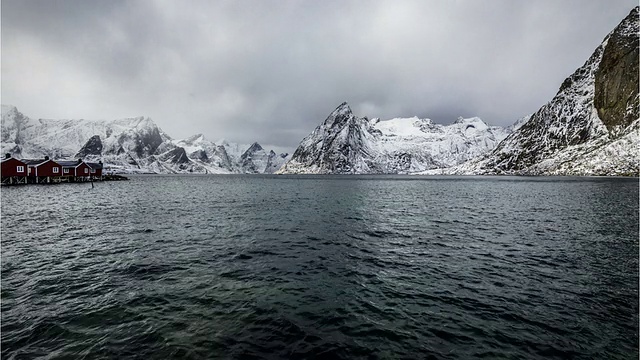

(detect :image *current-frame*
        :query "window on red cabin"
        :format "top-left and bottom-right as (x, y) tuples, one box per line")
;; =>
(64, 168), (69, 174)
(16, 166), (24, 172)
(91, 169), (96, 173)
(53, 167), (59, 173)
(84, 168), (88, 174)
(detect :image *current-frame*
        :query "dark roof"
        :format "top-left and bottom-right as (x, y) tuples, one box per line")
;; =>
(1, 157), (25, 164)
(23, 159), (53, 166)
(57, 160), (83, 167)
(86, 162), (103, 170)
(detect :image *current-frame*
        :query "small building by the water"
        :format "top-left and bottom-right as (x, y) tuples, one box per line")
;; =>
(1, 155), (114, 185)
(58, 159), (92, 182)
(1, 154), (28, 185)
(23, 157), (63, 184)
(86, 161), (104, 180)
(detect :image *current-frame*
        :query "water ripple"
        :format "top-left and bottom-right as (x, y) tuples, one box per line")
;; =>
(1, 175), (638, 359)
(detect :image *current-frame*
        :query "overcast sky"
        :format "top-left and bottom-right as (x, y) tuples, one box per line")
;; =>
(2, 0), (636, 151)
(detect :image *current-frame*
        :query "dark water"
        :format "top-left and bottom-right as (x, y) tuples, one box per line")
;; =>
(1, 175), (638, 359)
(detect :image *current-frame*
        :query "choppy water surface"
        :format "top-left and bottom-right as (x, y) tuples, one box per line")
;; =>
(1, 175), (638, 359)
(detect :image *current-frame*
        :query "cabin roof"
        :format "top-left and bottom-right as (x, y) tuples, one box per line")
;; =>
(86, 162), (103, 170)
(1, 157), (25, 164)
(57, 160), (84, 167)
(22, 159), (54, 166)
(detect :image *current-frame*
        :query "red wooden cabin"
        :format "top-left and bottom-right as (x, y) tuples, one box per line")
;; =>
(87, 161), (104, 179)
(58, 159), (92, 181)
(1, 154), (28, 185)
(77, 162), (91, 178)
(24, 157), (63, 184)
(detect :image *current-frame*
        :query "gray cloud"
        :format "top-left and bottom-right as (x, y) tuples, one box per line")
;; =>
(2, 0), (636, 151)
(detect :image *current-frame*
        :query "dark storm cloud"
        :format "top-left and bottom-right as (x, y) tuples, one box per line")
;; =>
(2, 0), (636, 150)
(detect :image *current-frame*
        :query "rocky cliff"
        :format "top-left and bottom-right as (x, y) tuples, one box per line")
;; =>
(278, 102), (509, 174)
(441, 7), (639, 176)
(0, 105), (289, 174)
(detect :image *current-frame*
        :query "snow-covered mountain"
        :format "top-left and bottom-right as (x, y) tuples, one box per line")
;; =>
(435, 7), (639, 176)
(280, 8), (638, 176)
(3, 8), (635, 177)
(0, 105), (289, 174)
(277, 102), (510, 174)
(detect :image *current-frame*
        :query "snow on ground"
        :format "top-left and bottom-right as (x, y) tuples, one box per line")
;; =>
(1, 105), (288, 174)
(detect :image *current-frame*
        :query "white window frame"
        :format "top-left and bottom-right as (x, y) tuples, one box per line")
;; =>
(16, 165), (24, 172)
(63, 168), (69, 174)
(53, 167), (59, 174)
(91, 168), (96, 174)
(84, 168), (88, 174)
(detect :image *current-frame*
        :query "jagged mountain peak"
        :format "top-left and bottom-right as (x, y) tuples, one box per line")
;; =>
(0, 105), (287, 174)
(280, 104), (509, 174)
(617, 6), (638, 36)
(332, 101), (352, 115)
(442, 7), (639, 176)
(1, 104), (19, 116)
(1, 105), (31, 125)
(246, 142), (263, 152)
(323, 102), (355, 128)
(240, 142), (272, 173)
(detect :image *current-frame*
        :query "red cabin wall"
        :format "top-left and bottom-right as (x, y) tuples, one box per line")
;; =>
(77, 163), (91, 177)
(1, 159), (27, 177)
(32, 160), (62, 177)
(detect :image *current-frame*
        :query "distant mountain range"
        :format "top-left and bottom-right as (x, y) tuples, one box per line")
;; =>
(2, 7), (637, 176)
(276, 102), (520, 174)
(0, 105), (290, 174)
(278, 7), (638, 176)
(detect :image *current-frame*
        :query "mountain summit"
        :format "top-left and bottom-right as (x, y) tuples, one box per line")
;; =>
(278, 102), (508, 174)
(447, 6), (639, 176)
(0, 106), (289, 174)
(282, 7), (639, 176)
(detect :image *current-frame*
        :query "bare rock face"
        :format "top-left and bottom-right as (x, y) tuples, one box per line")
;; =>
(75, 135), (103, 158)
(161, 147), (190, 165)
(450, 7), (639, 176)
(240, 142), (268, 173)
(0, 106), (287, 174)
(282, 102), (378, 174)
(594, 7), (639, 136)
(279, 102), (508, 174)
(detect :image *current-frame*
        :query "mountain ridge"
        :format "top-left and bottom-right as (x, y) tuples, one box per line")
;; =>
(0, 104), (290, 174)
(434, 6), (638, 176)
(280, 6), (638, 176)
(277, 102), (511, 174)
(2, 8), (636, 177)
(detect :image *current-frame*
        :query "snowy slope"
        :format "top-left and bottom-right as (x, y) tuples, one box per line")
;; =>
(237, 142), (291, 174)
(278, 102), (509, 174)
(172, 134), (236, 173)
(1, 105), (172, 170)
(0, 105), (288, 174)
(436, 7), (639, 176)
